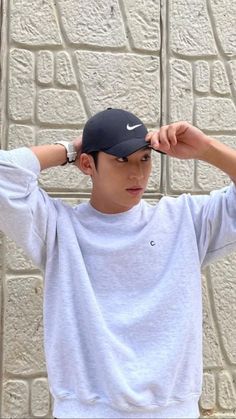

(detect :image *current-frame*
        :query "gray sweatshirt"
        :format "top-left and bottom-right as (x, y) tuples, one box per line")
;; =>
(1, 147), (236, 419)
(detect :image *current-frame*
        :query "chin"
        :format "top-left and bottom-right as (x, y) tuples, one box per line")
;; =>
(125, 195), (143, 207)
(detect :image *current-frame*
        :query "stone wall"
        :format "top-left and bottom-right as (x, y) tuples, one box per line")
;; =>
(1, 0), (236, 417)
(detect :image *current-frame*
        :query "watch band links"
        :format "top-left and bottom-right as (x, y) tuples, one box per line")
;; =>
(53, 141), (77, 165)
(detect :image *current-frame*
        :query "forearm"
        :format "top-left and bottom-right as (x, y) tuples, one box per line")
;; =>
(30, 144), (67, 171)
(200, 138), (236, 183)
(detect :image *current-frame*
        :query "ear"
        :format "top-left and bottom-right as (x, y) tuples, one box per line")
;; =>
(78, 153), (95, 176)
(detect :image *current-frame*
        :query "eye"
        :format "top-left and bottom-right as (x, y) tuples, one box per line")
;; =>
(116, 157), (128, 163)
(141, 154), (151, 161)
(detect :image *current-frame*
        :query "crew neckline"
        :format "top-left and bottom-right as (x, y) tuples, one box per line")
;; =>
(87, 200), (143, 219)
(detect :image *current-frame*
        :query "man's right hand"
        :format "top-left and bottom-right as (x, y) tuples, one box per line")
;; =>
(72, 136), (83, 168)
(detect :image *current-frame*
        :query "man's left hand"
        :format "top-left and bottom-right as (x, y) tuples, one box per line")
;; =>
(146, 121), (212, 160)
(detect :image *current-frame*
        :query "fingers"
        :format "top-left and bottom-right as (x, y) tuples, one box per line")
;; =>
(146, 124), (177, 152)
(167, 125), (178, 146)
(146, 131), (160, 149)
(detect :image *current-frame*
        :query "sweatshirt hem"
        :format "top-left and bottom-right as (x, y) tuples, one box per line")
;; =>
(53, 394), (200, 418)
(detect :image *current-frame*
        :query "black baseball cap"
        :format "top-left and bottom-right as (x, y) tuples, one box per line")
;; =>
(81, 108), (159, 158)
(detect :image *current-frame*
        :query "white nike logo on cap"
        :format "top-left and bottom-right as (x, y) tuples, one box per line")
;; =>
(127, 123), (142, 130)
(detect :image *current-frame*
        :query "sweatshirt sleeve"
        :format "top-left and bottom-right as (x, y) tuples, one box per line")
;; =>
(0, 147), (56, 270)
(186, 183), (236, 268)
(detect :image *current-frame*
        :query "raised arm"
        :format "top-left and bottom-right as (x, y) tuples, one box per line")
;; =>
(146, 121), (236, 182)
(30, 136), (82, 171)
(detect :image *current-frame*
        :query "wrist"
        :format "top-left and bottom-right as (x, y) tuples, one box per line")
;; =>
(199, 138), (224, 163)
(197, 136), (217, 162)
(199, 137), (236, 179)
(53, 141), (77, 165)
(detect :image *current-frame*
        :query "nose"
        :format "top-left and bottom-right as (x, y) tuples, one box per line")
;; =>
(128, 162), (145, 180)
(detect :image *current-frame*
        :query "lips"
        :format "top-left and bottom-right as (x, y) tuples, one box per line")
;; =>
(126, 187), (144, 196)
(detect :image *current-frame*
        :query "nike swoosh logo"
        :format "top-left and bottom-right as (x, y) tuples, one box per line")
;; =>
(127, 123), (142, 130)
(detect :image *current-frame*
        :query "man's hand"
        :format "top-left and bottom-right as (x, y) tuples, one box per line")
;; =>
(146, 121), (236, 182)
(72, 136), (83, 168)
(146, 121), (212, 160)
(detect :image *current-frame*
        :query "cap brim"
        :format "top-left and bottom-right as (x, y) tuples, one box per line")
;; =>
(104, 137), (148, 157)
(103, 137), (165, 157)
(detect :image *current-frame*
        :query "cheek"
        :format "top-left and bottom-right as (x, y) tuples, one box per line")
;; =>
(143, 163), (152, 176)
(97, 171), (122, 190)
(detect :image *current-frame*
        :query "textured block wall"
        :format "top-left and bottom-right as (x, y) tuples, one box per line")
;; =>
(1, 0), (236, 417)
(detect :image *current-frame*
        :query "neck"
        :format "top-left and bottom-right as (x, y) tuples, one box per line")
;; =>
(90, 192), (135, 214)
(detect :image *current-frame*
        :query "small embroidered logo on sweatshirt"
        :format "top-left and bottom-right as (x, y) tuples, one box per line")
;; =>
(150, 241), (156, 246)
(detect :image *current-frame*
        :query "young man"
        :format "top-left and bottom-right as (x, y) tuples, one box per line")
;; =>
(0, 108), (236, 419)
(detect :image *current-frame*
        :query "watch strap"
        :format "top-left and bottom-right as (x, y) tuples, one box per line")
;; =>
(53, 141), (77, 165)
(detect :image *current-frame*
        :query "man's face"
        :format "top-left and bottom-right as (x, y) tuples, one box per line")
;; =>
(89, 147), (152, 214)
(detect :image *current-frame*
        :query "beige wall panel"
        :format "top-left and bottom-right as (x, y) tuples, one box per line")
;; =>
(1, 0), (236, 417)
(169, 1), (236, 417)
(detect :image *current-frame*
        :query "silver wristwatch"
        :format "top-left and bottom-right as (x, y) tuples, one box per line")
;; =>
(53, 141), (77, 165)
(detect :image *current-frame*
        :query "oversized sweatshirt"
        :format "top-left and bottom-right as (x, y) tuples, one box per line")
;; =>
(1, 148), (236, 419)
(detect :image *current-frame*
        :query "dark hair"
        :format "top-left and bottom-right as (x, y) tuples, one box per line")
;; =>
(88, 151), (99, 170)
